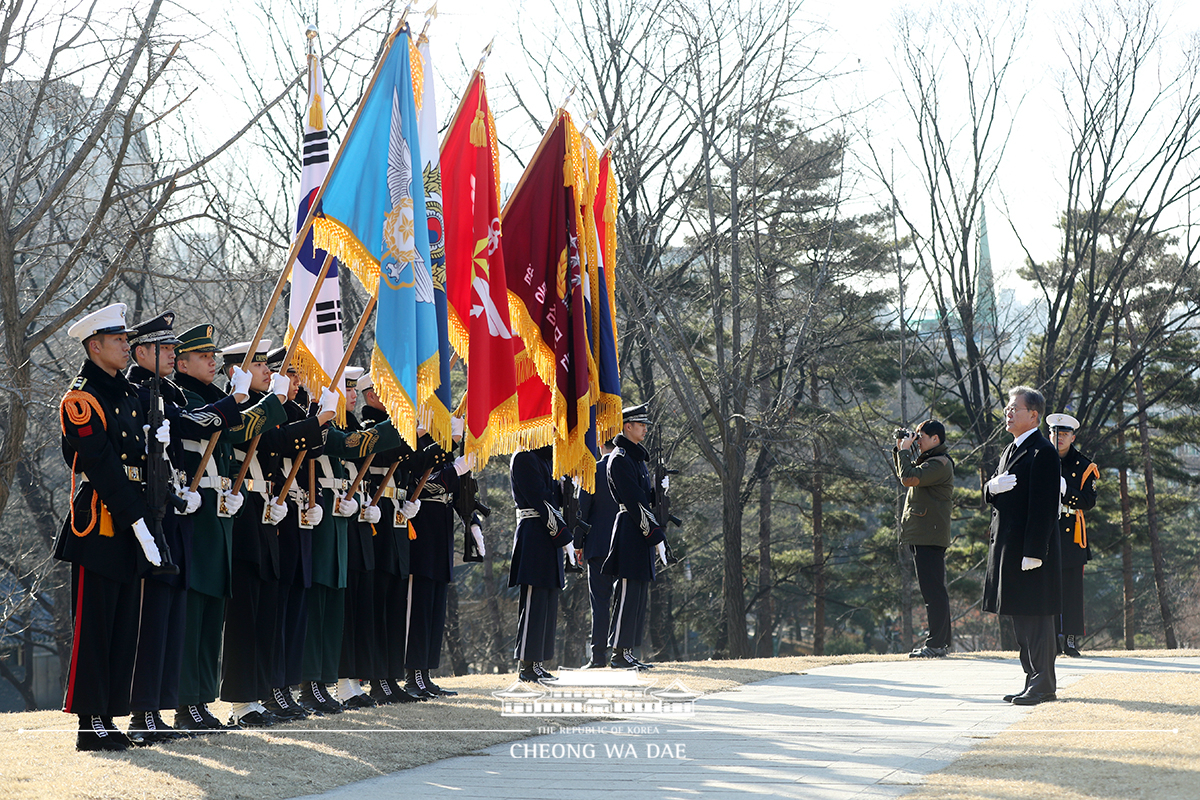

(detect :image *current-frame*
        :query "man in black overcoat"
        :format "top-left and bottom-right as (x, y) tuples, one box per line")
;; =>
(983, 386), (1062, 705)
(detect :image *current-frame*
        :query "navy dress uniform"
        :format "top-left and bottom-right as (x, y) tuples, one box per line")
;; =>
(509, 445), (570, 682)
(602, 405), (666, 670)
(54, 303), (158, 750)
(174, 325), (286, 730)
(1048, 413), (1099, 657)
(125, 312), (245, 741)
(577, 445), (620, 668)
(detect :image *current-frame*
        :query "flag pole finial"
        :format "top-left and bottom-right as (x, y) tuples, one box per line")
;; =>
(555, 84), (577, 118)
(579, 107), (600, 137)
(305, 24), (318, 54)
(601, 122), (624, 156)
(476, 37), (495, 73)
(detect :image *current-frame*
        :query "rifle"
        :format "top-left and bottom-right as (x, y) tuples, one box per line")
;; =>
(146, 343), (183, 575)
(648, 423), (681, 566)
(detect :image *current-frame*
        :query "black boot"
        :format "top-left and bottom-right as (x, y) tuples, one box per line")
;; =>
(420, 670), (458, 697)
(370, 678), (400, 704)
(404, 668), (437, 699)
(582, 648), (608, 669)
(264, 686), (308, 720)
(77, 715), (129, 752)
(175, 703), (228, 732)
(301, 680), (344, 714)
(1063, 635), (1083, 657)
(518, 660), (540, 683)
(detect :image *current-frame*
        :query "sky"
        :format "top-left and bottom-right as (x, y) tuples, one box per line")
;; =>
(28, 0), (1200, 310)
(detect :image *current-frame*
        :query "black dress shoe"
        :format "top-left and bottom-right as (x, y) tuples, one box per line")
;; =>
(532, 663), (556, 681)
(1011, 691), (1057, 706)
(264, 688), (308, 720)
(230, 709), (275, 728)
(77, 716), (129, 752)
(404, 669), (438, 699)
(370, 678), (401, 704)
(1063, 635), (1083, 657)
(610, 649), (643, 670)
(580, 661), (607, 669)
(518, 661), (541, 683)
(909, 646), (949, 659)
(175, 703), (229, 732)
(421, 673), (458, 697)
(344, 693), (378, 709)
(301, 681), (345, 714)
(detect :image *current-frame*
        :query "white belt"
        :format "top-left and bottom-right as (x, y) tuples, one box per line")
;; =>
(380, 487), (406, 500)
(239, 454), (271, 497)
(183, 438), (220, 481)
(197, 475), (233, 491)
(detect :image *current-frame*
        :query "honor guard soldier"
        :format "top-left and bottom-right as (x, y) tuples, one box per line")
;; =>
(577, 439), (620, 668)
(56, 303), (168, 750)
(1047, 413), (1099, 657)
(603, 404), (667, 670)
(358, 374), (425, 703)
(402, 428), (471, 699)
(173, 325), (287, 731)
(301, 365), (403, 712)
(125, 312), (248, 743)
(219, 340), (336, 727)
(509, 445), (571, 682)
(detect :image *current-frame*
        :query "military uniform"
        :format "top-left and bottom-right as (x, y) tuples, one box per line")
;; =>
(124, 313), (246, 737)
(509, 446), (569, 677)
(1058, 443), (1098, 649)
(578, 449), (619, 667)
(602, 432), (665, 666)
(174, 329), (285, 729)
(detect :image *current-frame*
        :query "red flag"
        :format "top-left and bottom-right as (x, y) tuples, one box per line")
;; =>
(502, 114), (593, 489)
(441, 72), (520, 464)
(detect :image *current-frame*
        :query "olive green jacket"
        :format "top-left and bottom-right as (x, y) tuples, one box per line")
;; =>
(894, 442), (954, 548)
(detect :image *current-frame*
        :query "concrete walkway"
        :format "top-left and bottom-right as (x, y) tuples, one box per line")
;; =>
(300, 655), (1200, 800)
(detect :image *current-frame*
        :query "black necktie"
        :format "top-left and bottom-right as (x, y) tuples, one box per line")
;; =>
(999, 442), (1015, 472)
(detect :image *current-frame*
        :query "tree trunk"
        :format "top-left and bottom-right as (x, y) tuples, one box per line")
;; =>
(755, 459), (774, 657)
(721, 472), (749, 658)
(1117, 426), (1136, 650)
(811, 374), (825, 656)
(1133, 366), (1177, 648)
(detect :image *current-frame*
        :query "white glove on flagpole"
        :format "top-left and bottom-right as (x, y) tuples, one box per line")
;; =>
(132, 518), (162, 566)
(451, 416), (464, 438)
(178, 488), (202, 515)
(400, 499), (421, 520)
(318, 387), (340, 417)
(230, 365), (253, 397)
(1060, 476), (1067, 495)
(335, 492), (359, 517)
(266, 498), (288, 525)
(362, 504), (382, 524)
(155, 419), (171, 446)
(305, 502), (324, 527)
(454, 454), (475, 476)
(270, 373), (290, 400)
(565, 542), (578, 567)
(221, 489), (245, 516)
(986, 473), (1017, 494)
(471, 523), (486, 556)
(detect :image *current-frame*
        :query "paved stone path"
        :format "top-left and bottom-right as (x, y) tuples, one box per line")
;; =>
(301, 655), (1200, 800)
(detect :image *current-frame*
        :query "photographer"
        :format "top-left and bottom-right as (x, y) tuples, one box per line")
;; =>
(893, 420), (954, 658)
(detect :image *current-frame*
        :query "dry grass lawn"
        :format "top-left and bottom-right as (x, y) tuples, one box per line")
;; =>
(2, 652), (1197, 800)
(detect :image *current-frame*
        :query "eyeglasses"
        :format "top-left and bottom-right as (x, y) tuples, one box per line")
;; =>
(1004, 403), (1029, 413)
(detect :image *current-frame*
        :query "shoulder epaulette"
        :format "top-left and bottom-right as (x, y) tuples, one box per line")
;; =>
(70, 376), (87, 391)
(613, 446), (626, 458)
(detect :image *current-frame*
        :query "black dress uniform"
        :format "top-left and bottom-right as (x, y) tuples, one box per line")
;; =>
(602, 434), (665, 666)
(1058, 445), (1099, 650)
(125, 319), (243, 736)
(578, 449), (619, 667)
(360, 404), (417, 702)
(405, 442), (459, 696)
(509, 446), (570, 678)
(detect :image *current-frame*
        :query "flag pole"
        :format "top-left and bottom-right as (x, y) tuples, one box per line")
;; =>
(599, 122), (624, 159)
(500, 86), (575, 220)
(221, 252), (335, 494)
(438, 38), (494, 158)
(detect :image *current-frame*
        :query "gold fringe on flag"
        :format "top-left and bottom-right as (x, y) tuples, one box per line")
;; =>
(506, 289), (558, 392)
(313, 216), (380, 297)
(410, 41), (424, 117)
(370, 344), (420, 450)
(462, 390), (522, 468)
(597, 391), (622, 443)
(283, 324), (347, 427)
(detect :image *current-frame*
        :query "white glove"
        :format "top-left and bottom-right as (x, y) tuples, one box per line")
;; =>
(230, 365), (253, 397)
(335, 492), (359, 517)
(1021, 556), (1043, 571)
(661, 474), (670, 492)
(451, 415), (464, 437)
(270, 373), (290, 399)
(362, 504), (382, 524)
(132, 518), (162, 566)
(400, 499), (421, 520)
(221, 489), (245, 516)
(305, 501), (324, 527)
(318, 387), (340, 416)
(471, 523), (486, 556)
(266, 498), (288, 525)
(454, 454), (475, 475)
(1060, 476), (1067, 495)
(155, 419), (171, 445)
(656, 541), (668, 565)
(178, 488), (202, 515)
(565, 542), (578, 566)
(987, 473), (1017, 494)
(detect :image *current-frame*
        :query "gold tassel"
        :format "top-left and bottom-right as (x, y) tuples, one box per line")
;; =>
(470, 109), (487, 147)
(308, 93), (324, 131)
(408, 520), (417, 540)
